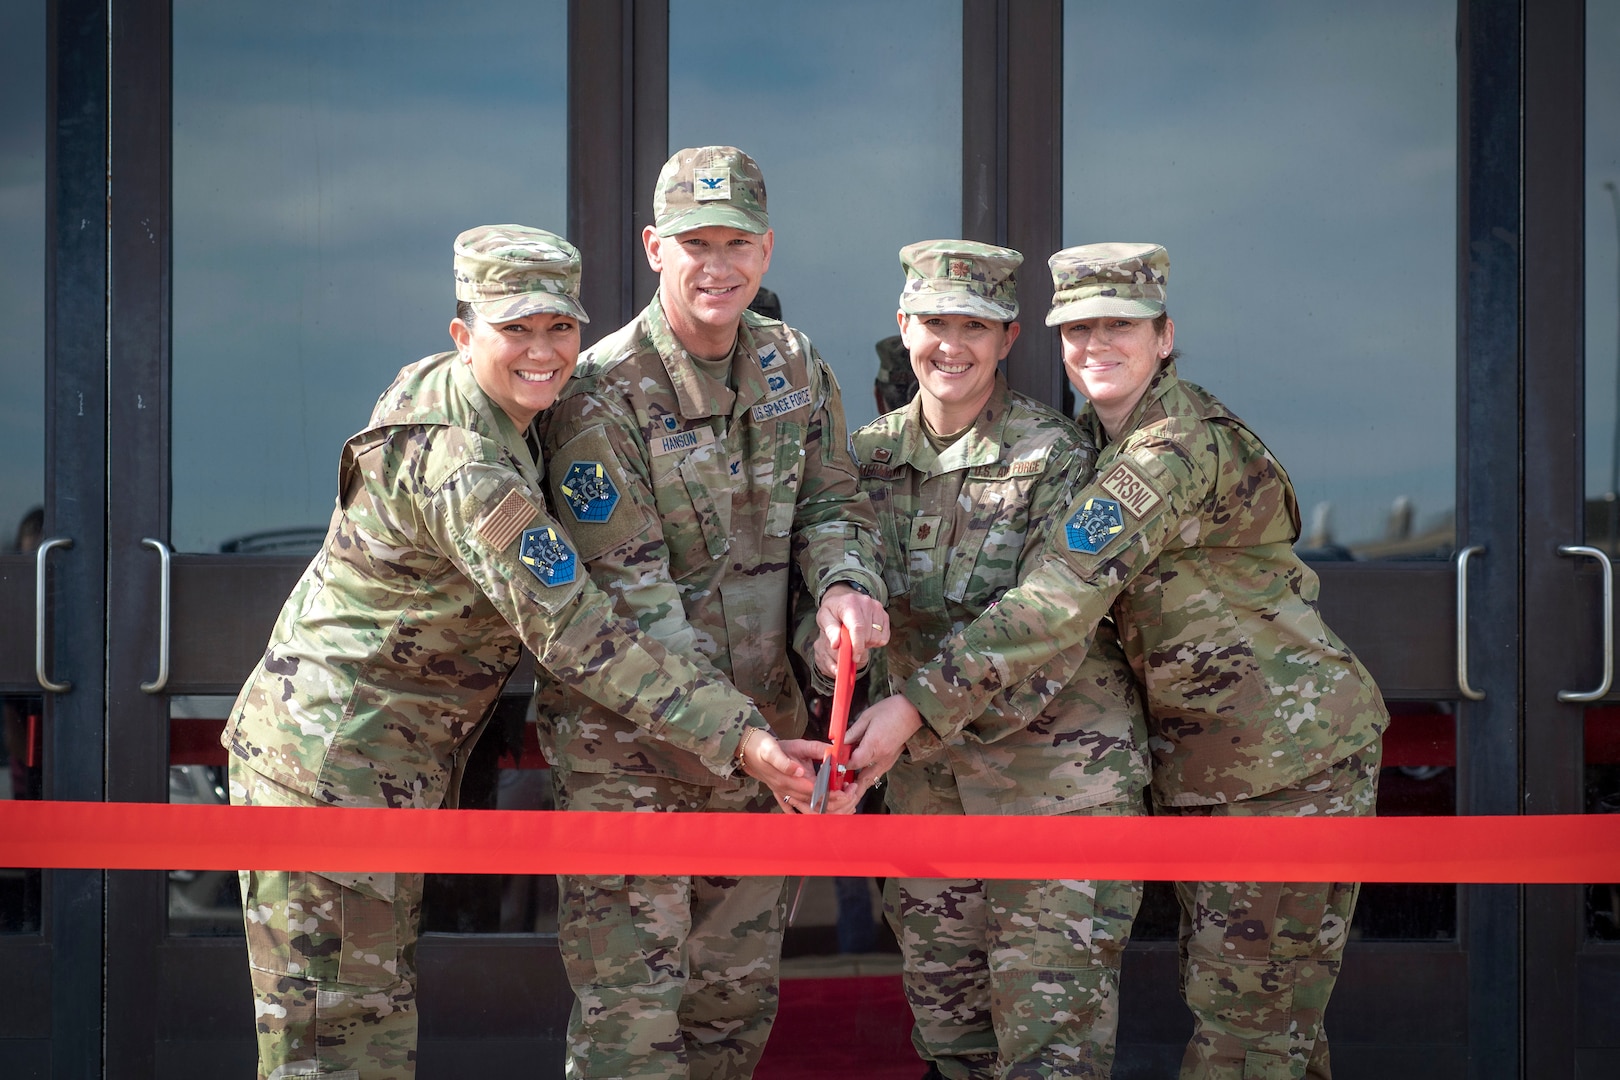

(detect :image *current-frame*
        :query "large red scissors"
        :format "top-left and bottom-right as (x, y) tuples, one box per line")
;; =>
(808, 624), (855, 814)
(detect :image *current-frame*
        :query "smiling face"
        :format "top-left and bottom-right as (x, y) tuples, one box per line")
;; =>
(1060, 315), (1174, 438)
(449, 310), (581, 429)
(643, 224), (774, 360)
(899, 311), (1020, 435)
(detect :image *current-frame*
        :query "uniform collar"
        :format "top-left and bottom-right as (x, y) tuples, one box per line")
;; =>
(449, 351), (542, 479)
(1083, 360), (1179, 450)
(890, 376), (1014, 476)
(645, 290), (783, 422)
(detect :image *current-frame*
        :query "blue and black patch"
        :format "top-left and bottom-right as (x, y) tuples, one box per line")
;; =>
(520, 526), (577, 587)
(559, 461), (619, 524)
(1065, 497), (1125, 554)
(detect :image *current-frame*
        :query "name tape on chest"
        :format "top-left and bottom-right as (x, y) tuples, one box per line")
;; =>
(1098, 460), (1162, 519)
(1065, 497), (1125, 555)
(651, 424), (717, 458)
(559, 461), (620, 523)
(519, 526), (577, 587)
(751, 386), (813, 423)
(476, 489), (539, 552)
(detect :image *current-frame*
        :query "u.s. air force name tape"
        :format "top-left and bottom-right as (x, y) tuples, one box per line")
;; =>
(1, 802), (1616, 883)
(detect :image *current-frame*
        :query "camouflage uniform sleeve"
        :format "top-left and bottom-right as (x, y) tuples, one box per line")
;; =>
(419, 450), (766, 775)
(900, 427), (1210, 741)
(791, 342), (886, 604)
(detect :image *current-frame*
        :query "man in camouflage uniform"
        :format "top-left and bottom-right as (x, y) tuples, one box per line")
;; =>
(535, 146), (887, 1079)
(223, 226), (821, 1080)
(850, 243), (1387, 1080)
(843, 240), (1148, 1079)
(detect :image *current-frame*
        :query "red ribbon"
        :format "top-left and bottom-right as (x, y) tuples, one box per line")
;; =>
(0, 801), (1617, 882)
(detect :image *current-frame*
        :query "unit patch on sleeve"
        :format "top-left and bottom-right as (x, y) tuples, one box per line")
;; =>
(475, 488), (539, 551)
(1065, 497), (1125, 554)
(559, 461), (619, 523)
(1098, 460), (1162, 519)
(519, 526), (577, 587)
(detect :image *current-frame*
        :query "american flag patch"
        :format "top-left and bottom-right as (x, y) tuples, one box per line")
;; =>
(477, 488), (538, 551)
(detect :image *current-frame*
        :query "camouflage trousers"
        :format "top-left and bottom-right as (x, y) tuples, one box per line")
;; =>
(553, 768), (787, 1080)
(1159, 739), (1382, 1080)
(229, 759), (422, 1080)
(884, 799), (1144, 1080)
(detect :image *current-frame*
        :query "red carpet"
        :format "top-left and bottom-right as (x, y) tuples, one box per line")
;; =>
(757, 975), (922, 1080)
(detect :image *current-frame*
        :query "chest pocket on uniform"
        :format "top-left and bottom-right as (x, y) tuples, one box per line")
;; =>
(765, 421), (803, 538)
(943, 473), (1034, 608)
(675, 452), (730, 564)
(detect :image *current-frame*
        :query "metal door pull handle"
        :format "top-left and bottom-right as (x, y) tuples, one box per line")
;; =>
(1455, 544), (1485, 701)
(1557, 544), (1613, 702)
(35, 536), (73, 693)
(141, 538), (172, 693)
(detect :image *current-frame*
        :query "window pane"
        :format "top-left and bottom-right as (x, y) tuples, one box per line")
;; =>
(0, 0), (45, 937)
(1584, 0), (1620, 941)
(0, 0), (45, 549)
(1062, 0), (1456, 557)
(668, 0), (963, 434)
(172, 0), (568, 554)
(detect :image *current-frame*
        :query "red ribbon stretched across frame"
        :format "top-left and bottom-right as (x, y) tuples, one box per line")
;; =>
(0, 801), (1617, 882)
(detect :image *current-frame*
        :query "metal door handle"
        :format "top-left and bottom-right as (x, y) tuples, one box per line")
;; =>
(141, 538), (172, 693)
(1455, 544), (1485, 701)
(1558, 544), (1613, 702)
(35, 536), (73, 693)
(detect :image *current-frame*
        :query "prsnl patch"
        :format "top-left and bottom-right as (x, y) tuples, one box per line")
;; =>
(520, 526), (577, 587)
(559, 461), (619, 523)
(1065, 497), (1125, 554)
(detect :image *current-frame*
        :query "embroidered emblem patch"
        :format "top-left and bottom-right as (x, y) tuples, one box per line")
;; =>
(910, 514), (942, 549)
(872, 446), (892, 463)
(758, 344), (784, 370)
(765, 371), (790, 395)
(559, 461), (618, 523)
(476, 488), (538, 551)
(1099, 461), (1162, 519)
(1065, 497), (1125, 554)
(694, 167), (730, 201)
(519, 526), (576, 587)
(662, 415), (679, 431)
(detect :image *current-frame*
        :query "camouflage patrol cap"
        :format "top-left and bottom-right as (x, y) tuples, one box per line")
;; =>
(453, 224), (589, 323)
(897, 239), (1022, 322)
(1045, 242), (1168, 326)
(653, 146), (769, 236)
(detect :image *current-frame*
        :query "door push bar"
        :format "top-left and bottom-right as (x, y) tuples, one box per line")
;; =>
(34, 537), (73, 693)
(1558, 544), (1613, 703)
(1454, 545), (1485, 701)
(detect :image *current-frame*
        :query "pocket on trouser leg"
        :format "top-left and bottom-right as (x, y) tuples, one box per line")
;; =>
(1179, 955), (1307, 1079)
(249, 966), (416, 1080)
(887, 877), (997, 1073)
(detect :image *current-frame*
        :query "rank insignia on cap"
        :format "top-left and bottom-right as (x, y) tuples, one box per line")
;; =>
(1065, 497), (1125, 554)
(948, 258), (972, 279)
(694, 167), (730, 201)
(662, 415), (679, 431)
(559, 461), (619, 524)
(758, 345), (784, 371)
(520, 526), (576, 587)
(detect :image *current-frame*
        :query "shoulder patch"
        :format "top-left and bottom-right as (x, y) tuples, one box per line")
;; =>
(757, 343), (786, 371)
(519, 526), (577, 587)
(1098, 460), (1162, 519)
(1065, 497), (1126, 555)
(476, 488), (539, 551)
(559, 461), (619, 523)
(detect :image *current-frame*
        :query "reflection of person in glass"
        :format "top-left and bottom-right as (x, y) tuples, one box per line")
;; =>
(3, 507), (45, 803)
(536, 146), (887, 1080)
(221, 226), (830, 1080)
(851, 243), (1388, 1079)
(836, 241), (1148, 1078)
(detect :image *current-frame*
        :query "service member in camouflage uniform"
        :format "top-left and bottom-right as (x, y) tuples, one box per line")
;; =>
(840, 240), (1149, 1079)
(223, 226), (830, 1080)
(851, 243), (1387, 1080)
(535, 146), (887, 1079)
